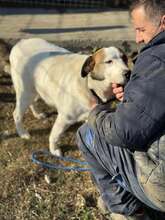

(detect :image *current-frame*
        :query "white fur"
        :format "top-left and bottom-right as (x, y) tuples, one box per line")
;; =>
(9, 38), (129, 155)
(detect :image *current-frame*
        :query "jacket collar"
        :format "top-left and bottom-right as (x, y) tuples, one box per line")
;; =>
(140, 30), (165, 53)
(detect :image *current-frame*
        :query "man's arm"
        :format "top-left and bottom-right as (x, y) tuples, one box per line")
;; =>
(88, 100), (160, 151)
(88, 55), (165, 151)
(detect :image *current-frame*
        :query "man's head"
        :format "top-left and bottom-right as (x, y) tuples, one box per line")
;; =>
(130, 0), (165, 44)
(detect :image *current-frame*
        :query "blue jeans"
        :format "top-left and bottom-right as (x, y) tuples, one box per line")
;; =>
(77, 123), (160, 215)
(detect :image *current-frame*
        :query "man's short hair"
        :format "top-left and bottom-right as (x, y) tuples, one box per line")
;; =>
(129, 0), (165, 24)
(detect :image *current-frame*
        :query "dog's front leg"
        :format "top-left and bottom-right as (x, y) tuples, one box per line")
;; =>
(49, 114), (72, 156)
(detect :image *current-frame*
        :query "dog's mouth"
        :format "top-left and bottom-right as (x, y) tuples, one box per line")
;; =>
(114, 71), (131, 87)
(90, 89), (103, 104)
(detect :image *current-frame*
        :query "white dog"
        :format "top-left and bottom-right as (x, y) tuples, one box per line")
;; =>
(9, 38), (129, 155)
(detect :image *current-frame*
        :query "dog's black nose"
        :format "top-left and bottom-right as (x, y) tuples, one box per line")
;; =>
(125, 70), (131, 80)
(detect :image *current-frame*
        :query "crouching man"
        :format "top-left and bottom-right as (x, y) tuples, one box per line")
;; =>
(77, 0), (165, 219)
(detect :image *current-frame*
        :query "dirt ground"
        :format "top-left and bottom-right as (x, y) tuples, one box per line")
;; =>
(0, 39), (164, 220)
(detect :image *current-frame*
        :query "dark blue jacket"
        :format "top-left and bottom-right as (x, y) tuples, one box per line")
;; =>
(88, 31), (165, 152)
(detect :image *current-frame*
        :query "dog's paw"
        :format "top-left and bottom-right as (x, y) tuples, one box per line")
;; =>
(50, 148), (62, 157)
(20, 132), (30, 139)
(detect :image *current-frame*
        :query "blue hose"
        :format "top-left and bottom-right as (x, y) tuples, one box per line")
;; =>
(31, 150), (92, 172)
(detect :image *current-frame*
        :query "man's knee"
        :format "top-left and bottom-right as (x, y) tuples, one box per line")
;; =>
(77, 123), (92, 151)
(76, 123), (97, 162)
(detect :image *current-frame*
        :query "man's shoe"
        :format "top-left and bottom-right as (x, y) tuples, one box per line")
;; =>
(110, 210), (151, 220)
(97, 196), (151, 220)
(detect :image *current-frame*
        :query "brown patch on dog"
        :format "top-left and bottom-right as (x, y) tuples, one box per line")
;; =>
(81, 49), (106, 78)
(93, 48), (105, 64)
(91, 49), (106, 80)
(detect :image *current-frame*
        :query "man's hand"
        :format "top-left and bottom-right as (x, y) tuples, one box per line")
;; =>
(112, 83), (124, 101)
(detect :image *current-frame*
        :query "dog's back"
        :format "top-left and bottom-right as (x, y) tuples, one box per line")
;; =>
(9, 38), (71, 102)
(9, 38), (69, 68)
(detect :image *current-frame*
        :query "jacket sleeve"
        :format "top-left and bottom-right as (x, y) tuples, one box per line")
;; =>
(88, 55), (165, 151)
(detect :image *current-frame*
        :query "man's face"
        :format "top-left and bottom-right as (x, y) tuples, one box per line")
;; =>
(131, 6), (164, 44)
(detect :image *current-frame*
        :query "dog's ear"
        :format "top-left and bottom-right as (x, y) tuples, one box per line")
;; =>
(118, 48), (128, 65)
(81, 56), (95, 78)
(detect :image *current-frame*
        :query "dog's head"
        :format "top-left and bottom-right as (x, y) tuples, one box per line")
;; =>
(81, 47), (130, 85)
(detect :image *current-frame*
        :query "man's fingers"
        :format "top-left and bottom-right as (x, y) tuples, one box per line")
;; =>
(112, 83), (124, 101)
(113, 87), (123, 94)
(116, 92), (124, 101)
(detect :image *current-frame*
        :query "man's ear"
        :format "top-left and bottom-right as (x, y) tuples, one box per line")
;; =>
(160, 15), (165, 30)
(81, 56), (95, 77)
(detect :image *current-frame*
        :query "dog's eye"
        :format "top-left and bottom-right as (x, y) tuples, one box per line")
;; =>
(105, 60), (113, 64)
